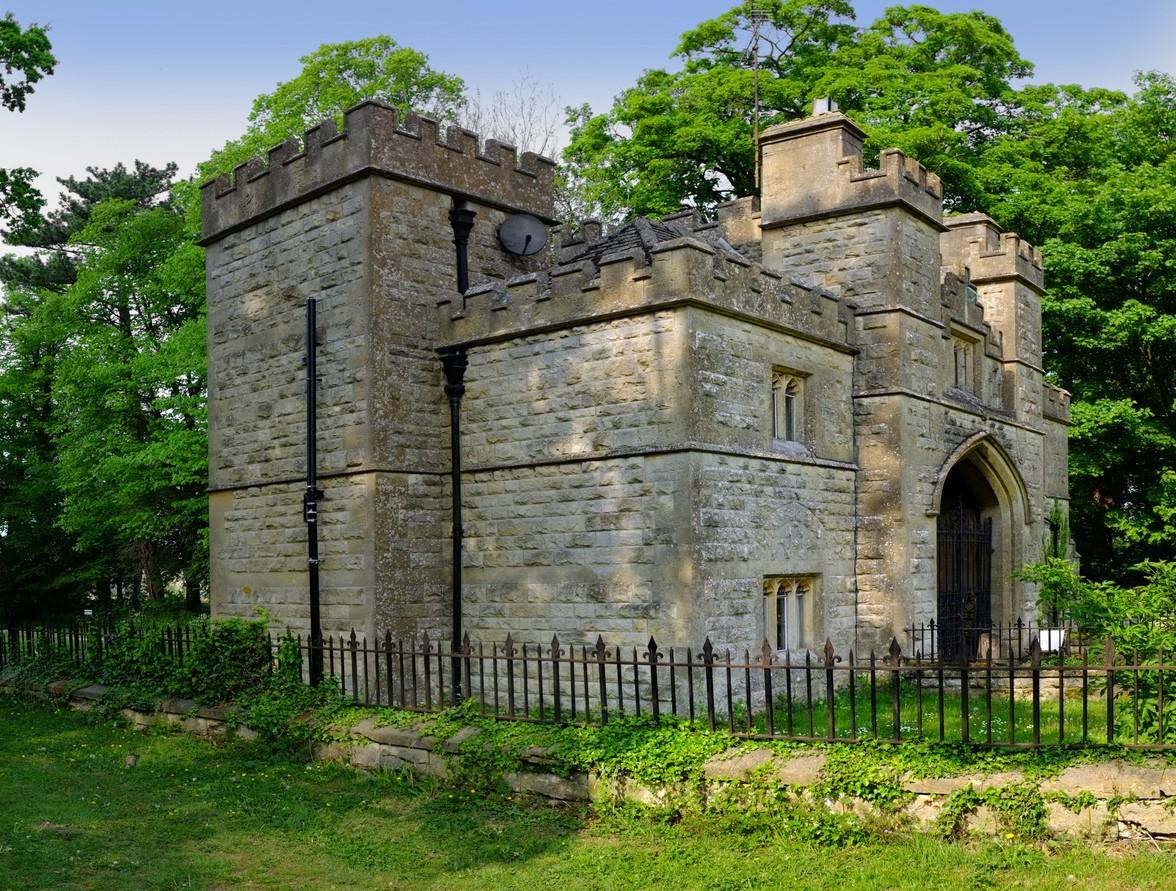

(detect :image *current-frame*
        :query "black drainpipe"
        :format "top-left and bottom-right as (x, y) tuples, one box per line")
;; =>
(442, 350), (468, 700)
(449, 199), (476, 295)
(444, 197), (475, 700)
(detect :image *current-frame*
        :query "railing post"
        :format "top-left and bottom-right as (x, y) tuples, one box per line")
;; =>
(823, 638), (840, 740)
(422, 632), (433, 710)
(959, 630), (970, 745)
(762, 640), (776, 737)
(886, 638), (903, 742)
(1030, 634), (1042, 748)
(349, 629), (359, 703)
(549, 635), (562, 722)
(504, 633), (516, 718)
(461, 632), (472, 707)
(702, 638), (716, 732)
(847, 650), (857, 740)
(1105, 636), (1115, 745)
(595, 636), (609, 725)
(646, 636), (660, 725)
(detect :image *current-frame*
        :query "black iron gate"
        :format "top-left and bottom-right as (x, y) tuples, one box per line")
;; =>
(936, 497), (992, 661)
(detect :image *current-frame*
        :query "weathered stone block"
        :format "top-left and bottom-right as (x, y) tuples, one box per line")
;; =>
(1041, 762), (1171, 800)
(503, 771), (589, 801)
(1117, 801), (1176, 836)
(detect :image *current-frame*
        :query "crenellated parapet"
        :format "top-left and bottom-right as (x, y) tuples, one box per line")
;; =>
(438, 236), (850, 350)
(199, 100), (556, 245)
(941, 213), (1044, 292)
(712, 196), (762, 259)
(1043, 385), (1071, 424)
(758, 112), (944, 231)
(940, 269), (999, 352)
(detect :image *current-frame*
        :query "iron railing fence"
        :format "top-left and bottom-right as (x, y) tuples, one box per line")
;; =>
(904, 617), (1086, 662)
(4, 620), (1176, 750)
(0, 619), (193, 671)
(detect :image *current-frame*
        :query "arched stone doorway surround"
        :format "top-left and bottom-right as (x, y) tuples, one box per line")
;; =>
(927, 433), (1032, 648)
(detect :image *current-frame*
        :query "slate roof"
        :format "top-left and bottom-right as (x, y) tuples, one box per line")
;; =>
(560, 215), (753, 268)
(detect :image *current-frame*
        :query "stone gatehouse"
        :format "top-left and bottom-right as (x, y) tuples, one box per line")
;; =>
(200, 101), (1070, 657)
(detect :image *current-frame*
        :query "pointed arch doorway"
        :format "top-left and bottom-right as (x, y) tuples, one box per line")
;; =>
(936, 462), (995, 661)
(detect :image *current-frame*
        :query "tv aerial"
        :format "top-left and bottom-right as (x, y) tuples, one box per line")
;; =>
(498, 213), (548, 257)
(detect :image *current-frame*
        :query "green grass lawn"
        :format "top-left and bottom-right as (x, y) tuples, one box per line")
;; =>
(2, 697), (1175, 891)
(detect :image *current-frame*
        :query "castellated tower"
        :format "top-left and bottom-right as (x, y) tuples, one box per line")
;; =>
(756, 110), (1068, 653)
(201, 101), (556, 643)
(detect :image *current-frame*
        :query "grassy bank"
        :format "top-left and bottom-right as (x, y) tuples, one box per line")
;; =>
(2, 698), (1175, 890)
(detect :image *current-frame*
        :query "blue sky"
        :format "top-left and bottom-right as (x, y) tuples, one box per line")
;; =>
(2, 0), (1174, 214)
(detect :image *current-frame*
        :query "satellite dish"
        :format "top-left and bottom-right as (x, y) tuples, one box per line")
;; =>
(498, 214), (548, 257)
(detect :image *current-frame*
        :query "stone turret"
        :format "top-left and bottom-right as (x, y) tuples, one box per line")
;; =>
(941, 213), (1046, 422)
(202, 101), (556, 643)
(759, 112), (943, 234)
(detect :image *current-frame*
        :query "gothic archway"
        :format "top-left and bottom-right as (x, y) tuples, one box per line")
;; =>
(931, 434), (1028, 660)
(937, 465), (994, 660)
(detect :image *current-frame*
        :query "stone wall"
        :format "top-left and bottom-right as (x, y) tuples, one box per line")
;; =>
(205, 103), (558, 645)
(52, 685), (1176, 842)
(454, 295), (859, 653)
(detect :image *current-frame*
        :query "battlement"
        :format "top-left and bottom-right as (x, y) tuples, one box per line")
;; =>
(758, 112), (944, 230)
(1043, 384), (1071, 424)
(940, 269), (998, 350)
(941, 213), (1044, 291)
(199, 100), (556, 244)
(438, 235), (849, 349)
(712, 196), (762, 258)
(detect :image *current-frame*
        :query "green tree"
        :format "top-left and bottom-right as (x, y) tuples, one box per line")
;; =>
(1, 161), (177, 292)
(0, 162), (187, 619)
(976, 74), (1176, 578)
(563, 1), (1031, 218)
(0, 12), (56, 235)
(564, 1), (854, 218)
(207, 36), (465, 175)
(0, 286), (85, 621)
(50, 198), (207, 604)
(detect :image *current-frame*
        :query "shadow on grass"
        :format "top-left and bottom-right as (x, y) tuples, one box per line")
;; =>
(0, 697), (583, 890)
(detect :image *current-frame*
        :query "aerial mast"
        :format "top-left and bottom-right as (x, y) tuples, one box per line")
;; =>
(748, 3), (769, 190)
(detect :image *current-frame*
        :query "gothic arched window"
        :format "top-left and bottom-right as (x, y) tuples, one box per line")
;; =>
(763, 576), (814, 651)
(771, 372), (803, 442)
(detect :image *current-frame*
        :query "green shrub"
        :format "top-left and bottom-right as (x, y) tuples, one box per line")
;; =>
(1019, 558), (1176, 743)
(1015, 557), (1118, 634)
(95, 623), (185, 696)
(239, 635), (345, 753)
(174, 617), (271, 703)
(92, 616), (271, 707)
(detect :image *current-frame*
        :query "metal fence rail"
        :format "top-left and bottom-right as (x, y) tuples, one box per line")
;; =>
(904, 617), (1084, 662)
(3, 621), (1175, 750)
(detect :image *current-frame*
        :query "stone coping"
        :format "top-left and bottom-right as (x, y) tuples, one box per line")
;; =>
(5, 679), (1176, 841)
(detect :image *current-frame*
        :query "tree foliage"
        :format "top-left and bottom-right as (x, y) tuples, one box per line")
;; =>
(1, 161), (177, 292)
(0, 163), (203, 620)
(207, 36), (465, 175)
(563, 1), (1030, 218)
(0, 12), (56, 235)
(0, 12), (55, 112)
(977, 74), (1176, 579)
